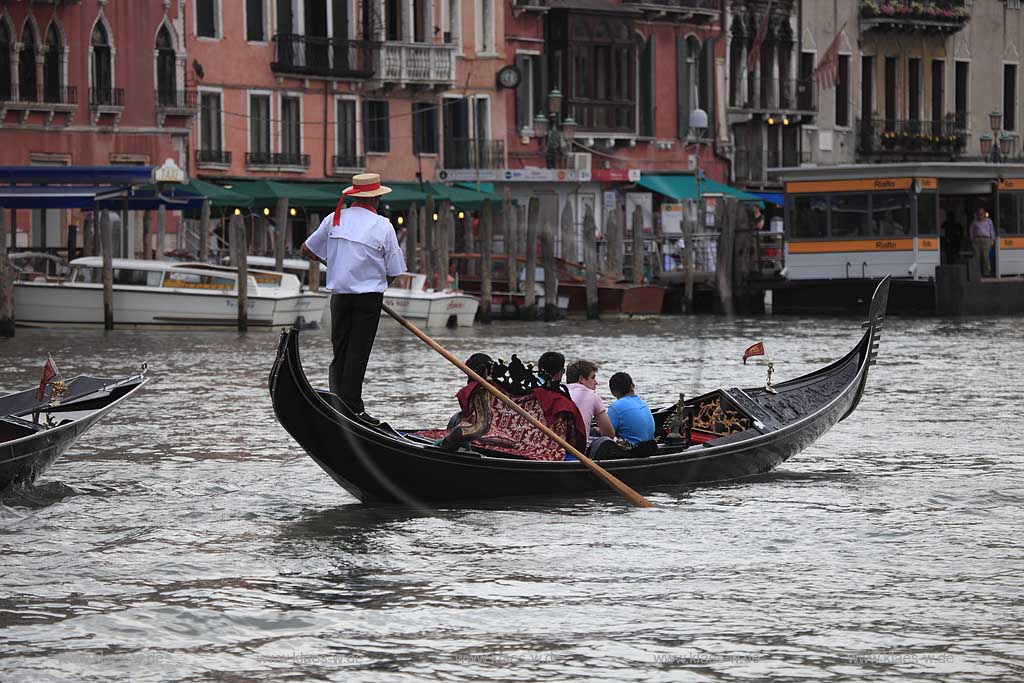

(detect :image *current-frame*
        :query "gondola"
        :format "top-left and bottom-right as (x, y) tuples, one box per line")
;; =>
(269, 278), (890, 506)
(0, 370), (148, 491)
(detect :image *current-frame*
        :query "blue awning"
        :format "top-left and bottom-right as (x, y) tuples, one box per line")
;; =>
(0, 185), (205, 210)
(637, 174), (764, 204)
(752, 191), (785, 207)
(0, 165), (156, 185)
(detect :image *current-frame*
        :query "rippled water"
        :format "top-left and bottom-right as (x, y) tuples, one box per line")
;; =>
(2, 314), (1023, 682)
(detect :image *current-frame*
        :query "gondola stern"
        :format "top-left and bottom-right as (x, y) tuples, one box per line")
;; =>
(839, 275), (891, 422)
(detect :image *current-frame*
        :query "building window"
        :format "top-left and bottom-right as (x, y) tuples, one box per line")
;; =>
(556, 15), (635, 134)
(475, 0), (493, 53)
(884, 56), (897, 130)
(197, 0), (218, 39)
(19, 23), (38, 102)
(639, 36), (655, 137)
(90, 21), (113, 104)
(412, 101), (439, 154)
(156, 26), (177, 106)
(861, 56), (874, 122)
(955, 60), (969, 128)
(385, 0), (401, 41)
(246, 0), (265, 42)
(836, 54), (850, 127)
(336, 99), (359, 166)
(0, 22), (10, 101)
(1004, 63), (1017, 131)
(907, 57), (921, 122)
(43, 23), (62, 103)
(514, 53), (544, 132)
(931, 60), (944, 134)
(364, 100), (390, 153)
(250, 94), (271, 159)
(281, 95), (301, 159)
(200, 92), (223, 152)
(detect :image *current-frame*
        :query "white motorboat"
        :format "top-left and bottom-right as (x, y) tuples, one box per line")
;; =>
(243, 257), (479, 328)
(14, 257), (327, 329)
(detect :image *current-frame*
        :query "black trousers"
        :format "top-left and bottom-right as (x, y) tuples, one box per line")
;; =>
(329, 292), (383, 414)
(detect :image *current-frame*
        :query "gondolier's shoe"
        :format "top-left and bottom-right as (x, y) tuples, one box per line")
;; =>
(355, 411), (381, 427)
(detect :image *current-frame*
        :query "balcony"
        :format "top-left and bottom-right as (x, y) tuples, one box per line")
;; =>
(621, 0), (720, 22)
(856, 117), (966, 159)
(443, 139), (505, 170)
(245, 152), (310, 169)
(379, 42), (456, 87)
(1, 85), (77, 125)
(197, 149), (232, 168)
(333, 154), (365, 170)
(271, 34), (377, 79)
(734, 148), (765, 184)
(730, 78), (817, 114)
(155, 88), (198, 126)
(860, 1), (969, 34)
(89, 87), (125, 126)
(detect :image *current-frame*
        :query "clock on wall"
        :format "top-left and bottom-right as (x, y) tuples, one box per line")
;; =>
(496, 65), (522, 89)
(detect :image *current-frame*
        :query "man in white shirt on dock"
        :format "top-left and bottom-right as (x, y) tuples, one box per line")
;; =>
(302, 173), (406, 425)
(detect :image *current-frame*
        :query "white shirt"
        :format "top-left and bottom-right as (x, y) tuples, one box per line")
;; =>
(303, 205), (406, 294)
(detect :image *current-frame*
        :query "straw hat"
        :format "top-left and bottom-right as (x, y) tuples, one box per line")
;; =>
(342, 172), (392, 198)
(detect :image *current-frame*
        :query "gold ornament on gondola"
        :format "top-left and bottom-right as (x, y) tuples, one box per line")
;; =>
(692, 398), (750, 435)
(49, 380), (69, 406)
(765, 361), (778, 394)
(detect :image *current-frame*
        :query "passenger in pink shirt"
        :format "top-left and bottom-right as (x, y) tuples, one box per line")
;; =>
(565, 360), (616, 443)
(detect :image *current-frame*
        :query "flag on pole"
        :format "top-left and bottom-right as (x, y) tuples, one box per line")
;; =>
(742, 341), (766, 365)
(36, 355), (59, 401)
(812, 23), (846, 90)
(746, 0), (775, 72)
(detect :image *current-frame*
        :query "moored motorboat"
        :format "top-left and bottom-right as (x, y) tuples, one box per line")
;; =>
(14, 257), (327, 329)
(269, 278), (891, 506)
(0, 370), (148, 491)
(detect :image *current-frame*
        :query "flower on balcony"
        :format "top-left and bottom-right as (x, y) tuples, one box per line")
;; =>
(861, 0), (970, 22)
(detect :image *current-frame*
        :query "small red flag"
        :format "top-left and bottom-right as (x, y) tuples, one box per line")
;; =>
(743, 342), (765, 365)
(36, 355), (59, 401)
(746, 0), (775, 72)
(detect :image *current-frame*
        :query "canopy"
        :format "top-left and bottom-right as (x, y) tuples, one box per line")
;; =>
(751, 191), (785, 207)
(227, 180), (338, 210)
(0, 165), (156, 185)
(307, 182), (429, 211)
(0, 185), (205, 210)
(637, 174), (764, 205)
(185, 179), (253, 209)
(420, 181), (503, 211)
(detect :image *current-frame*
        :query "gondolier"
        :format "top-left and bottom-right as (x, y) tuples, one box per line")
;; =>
(301, 173), (406, 424)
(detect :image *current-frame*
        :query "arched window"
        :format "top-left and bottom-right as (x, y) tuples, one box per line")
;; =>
(91, 20), (112, 104)
(43, 23), (62, 103)
(0, 22), (11, 101)
(156, 26), (176, 106)
(19, 23), (37, 102)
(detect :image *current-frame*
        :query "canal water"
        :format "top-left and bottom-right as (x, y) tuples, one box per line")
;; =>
(1, 315), (1022, 682)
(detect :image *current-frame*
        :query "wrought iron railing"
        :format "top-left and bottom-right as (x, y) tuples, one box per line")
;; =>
(568, 100), (636, 133)
(856, 117), (967, 155)
(734, 148), (765, 183)
(41, 86), (78, 105)
(443, 139), (505, 169)
(89, 87), (124, 107)
(272, 34), (377, 79)
(156, 88), (198, 109)
(622, 0), (721, 9)
(197, 149), (232, 165)
(333, 154), (365, 168)
(245, 151), (310, 167)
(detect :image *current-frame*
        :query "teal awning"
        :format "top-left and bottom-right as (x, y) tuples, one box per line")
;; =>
(227, 180), (338, 210)
(309, 181), (430, 210)
(421, 181), (503, 210)
(637, 174), (764, 204)
(185, 179), (253, 209)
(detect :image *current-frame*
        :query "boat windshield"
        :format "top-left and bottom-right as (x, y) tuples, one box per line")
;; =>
(72, 267), (163, 287)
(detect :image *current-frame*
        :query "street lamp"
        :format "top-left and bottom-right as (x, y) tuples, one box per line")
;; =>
(981, 110), (1013, 162)
(535, 88), (576, 169)
(682, 107), (708, 313)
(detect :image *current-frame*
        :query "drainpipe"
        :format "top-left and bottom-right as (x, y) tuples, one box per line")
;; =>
(324, 80), (330, 179)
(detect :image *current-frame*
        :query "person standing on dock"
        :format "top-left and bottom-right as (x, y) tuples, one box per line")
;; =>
(302, 173), (406, 425)
(969, 208), (996, 277)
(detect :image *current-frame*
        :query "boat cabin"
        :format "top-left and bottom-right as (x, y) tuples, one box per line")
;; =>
(777, 163), (1024, 280)
(65, 257), (301, 294)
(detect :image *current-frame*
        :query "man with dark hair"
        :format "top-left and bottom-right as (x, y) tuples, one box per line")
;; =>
(607, 372), (655, 445)
(537, 351), (565, 384)
(566, 359), (615, 442)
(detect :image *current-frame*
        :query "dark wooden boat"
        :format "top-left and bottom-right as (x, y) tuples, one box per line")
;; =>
(270, 278), (890, 506)
(0, 371), (148, 491)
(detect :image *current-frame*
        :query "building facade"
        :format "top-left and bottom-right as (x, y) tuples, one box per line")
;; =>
(0, 0), (193, 249)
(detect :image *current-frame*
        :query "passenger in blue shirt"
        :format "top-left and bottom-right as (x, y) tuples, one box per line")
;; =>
(606, 372), (655, 445)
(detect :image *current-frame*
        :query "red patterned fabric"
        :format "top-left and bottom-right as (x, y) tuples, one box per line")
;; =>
(419, 382), (585, 461)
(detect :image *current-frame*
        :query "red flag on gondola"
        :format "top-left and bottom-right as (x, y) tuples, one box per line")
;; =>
(36, 355), (59, 401)
(742, 341), (765, 365)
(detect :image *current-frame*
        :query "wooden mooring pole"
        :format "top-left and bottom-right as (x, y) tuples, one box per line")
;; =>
(523, 197), (538, 319)
(275, 198), (289, 272)
(156, 204), (166, 260)
(479, 199), (493, 323)
(583, 204), (599, 319)
(0, 208), (14, 336)
(503, 189), (516, 296)
(406, 202), (419, 274)
(632, 204), (644, 285)
(100, 209), (114, 330)
(307, 213), (320, 293)
(542, 200), (559, 322)
(199, 199), (211, 264)
(424, 195), (435, 288)
(232, 213), (248, 332)
(606, 208), (623, 281)
(141, 210), (152, 259)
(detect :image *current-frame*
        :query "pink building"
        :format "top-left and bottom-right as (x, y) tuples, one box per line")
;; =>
(0, 1), (193, 250)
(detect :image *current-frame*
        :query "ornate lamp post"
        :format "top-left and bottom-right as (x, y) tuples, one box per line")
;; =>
(534, 89), (577, 169)
(981, 110), (1013, 162)
(682, 107), (708, 313)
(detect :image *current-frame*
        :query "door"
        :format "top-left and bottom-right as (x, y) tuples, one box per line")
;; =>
(304, 0), (328, 69)
(444, 97), (470, 168)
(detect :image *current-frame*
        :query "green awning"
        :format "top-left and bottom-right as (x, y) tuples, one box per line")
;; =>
(421, 181), (503, 211)
(185, 179), (253, 209)
(308, 181), (430, 210)
(637, 174), (764, 205)
(227, 180), (338, 210)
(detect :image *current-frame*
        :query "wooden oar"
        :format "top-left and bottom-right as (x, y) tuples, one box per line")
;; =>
(381, 303), (655, 509)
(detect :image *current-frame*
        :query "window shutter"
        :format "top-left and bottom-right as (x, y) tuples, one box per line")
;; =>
(676, 36), (686, 138)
